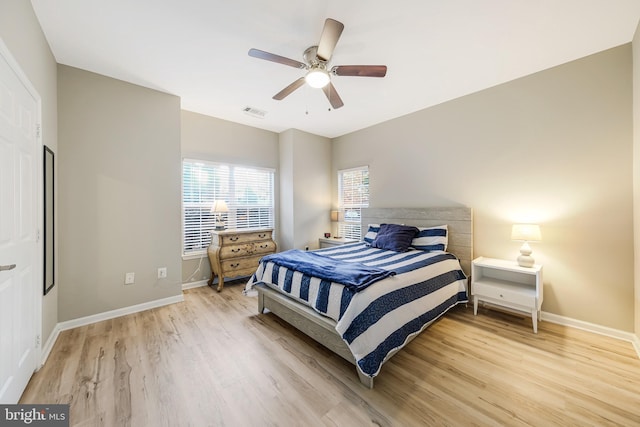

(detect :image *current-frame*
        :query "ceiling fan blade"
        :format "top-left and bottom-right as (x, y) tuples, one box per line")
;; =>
(273, 77), (306, 100)
(331, 65), (387, 77)
(322, 82), (344, 109)
(248, 48), (306, 69)
(316, 18), (344, 62)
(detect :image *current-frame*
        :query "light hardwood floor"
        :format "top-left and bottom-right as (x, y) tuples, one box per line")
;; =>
(21, 282), (640, 426)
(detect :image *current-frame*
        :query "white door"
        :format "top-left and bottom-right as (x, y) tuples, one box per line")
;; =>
(0, 41), (41, 404)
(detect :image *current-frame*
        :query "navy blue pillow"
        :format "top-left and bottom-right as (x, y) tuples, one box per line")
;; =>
(370, 223), (419, 252)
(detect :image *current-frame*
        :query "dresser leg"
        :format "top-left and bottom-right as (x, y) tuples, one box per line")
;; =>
(217, 277), (224, 292)
(532, 310), (538, 334)
(473, 298), (478, 315)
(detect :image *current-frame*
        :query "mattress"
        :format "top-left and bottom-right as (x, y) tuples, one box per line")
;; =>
(246, 242), (468, 378)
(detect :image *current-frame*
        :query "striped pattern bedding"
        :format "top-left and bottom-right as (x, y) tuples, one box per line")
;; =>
(246, 242), (468, 378)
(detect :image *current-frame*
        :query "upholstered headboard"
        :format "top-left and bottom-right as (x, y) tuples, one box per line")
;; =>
(360, 207), (473, 275)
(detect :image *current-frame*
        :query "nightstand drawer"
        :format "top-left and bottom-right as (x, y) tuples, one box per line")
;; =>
(474, 280), (536, 307)
(219, 241), (276, 259)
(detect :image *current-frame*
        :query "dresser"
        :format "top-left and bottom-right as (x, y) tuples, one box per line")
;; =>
(207, 228), (276, 291)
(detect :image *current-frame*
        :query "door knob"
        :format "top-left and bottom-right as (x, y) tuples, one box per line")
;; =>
(0, 264), (16, 271)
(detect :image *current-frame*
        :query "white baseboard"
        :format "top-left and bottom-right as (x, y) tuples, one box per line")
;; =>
(57, 294), (184, 332)
(542, 311), (640, 359)
(182, 279), (209, 290)
(633, 335), (640, 357)
(40, 324), (61, 367)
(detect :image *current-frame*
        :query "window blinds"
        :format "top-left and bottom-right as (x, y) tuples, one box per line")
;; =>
(338, 166), (369, 240)
(182, 159), (275, 255)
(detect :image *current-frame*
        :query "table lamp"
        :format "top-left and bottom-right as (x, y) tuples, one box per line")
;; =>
(211, 200), (229, 230)
(511, 224), (541, 267)
(330, 210), (343, 238)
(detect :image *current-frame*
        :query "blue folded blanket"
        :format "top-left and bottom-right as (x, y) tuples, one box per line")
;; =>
(260, 250), (395, 292)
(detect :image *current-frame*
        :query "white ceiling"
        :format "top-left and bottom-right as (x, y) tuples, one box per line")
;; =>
(31, 0), (640, 138)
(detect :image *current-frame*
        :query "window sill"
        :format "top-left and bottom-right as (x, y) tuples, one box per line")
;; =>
(182, 252), (207, 261)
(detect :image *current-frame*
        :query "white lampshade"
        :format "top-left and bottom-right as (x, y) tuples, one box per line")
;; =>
(511, 224), (542, 242)
(305, 68), (330, 88)
(511, 224), (541, 268)
(330, 210), (344, 222)
(210, 200), (229, 213)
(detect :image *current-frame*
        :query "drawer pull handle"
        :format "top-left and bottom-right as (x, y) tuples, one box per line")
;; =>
(499, 294), (504, 298)
(230, 263), (240, 268)
(229, 236), (239, 241)
(259, 244), (268, 249)
(231, 248), (241, 253)
(258, 234), (266, 238)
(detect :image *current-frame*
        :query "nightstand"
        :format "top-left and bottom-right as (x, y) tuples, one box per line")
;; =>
(471, 257), (543, 333)
(318, 237), (358, 248)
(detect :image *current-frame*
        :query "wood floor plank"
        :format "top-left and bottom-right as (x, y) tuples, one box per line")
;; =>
(20, 282), (640, 426)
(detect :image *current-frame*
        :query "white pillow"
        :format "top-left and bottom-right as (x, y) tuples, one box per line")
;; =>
(363, 224), (380, 244)
(411, 225), (448, 251)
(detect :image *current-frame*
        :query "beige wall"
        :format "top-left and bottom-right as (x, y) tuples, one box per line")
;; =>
(180, 110), (279, 284)
(633, 22), (640, 338)
(0, 0), (59, 343)
(334, 45), (634, 331)
(58, 65), (182, 321)
(279, 129), (332, 251)
(279, 130), (295, 250)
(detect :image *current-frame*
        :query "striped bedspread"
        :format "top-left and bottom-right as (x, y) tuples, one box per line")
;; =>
(246, 242), (468, 378)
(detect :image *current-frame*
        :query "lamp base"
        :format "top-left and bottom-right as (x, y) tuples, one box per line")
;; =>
(215, 222), (226, 230)
(516, 241), (535, 267)
(517, 254), (535, 268)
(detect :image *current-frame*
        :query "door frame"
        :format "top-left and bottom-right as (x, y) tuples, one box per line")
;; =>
(0, 38), (44, 370)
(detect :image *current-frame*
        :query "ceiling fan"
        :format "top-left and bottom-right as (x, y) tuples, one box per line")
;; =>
(248, 18), (387, 109)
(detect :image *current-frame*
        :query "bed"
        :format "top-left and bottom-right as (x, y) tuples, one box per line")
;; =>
(246, 207), (473, 388)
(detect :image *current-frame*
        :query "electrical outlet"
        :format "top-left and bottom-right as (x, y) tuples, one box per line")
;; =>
(157, 267), (167, 279)
(125, 272), (135, 285)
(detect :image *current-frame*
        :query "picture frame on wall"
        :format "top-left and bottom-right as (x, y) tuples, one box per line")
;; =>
(44, 145), (54, 295)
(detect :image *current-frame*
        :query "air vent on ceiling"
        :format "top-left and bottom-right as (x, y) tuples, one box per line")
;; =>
(243, 106), (267, 118)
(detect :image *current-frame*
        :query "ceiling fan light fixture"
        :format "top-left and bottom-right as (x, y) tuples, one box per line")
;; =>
(249, 18), (386, 109)
(305, 68), (330, 88)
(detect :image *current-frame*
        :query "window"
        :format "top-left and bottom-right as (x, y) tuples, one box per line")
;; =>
(338, 166), (369, 240)
(182, 159), (275, 256)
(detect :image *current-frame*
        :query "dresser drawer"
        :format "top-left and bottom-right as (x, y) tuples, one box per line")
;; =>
(220, 230), (272, 245)
(221, 255), (264, 275)
(473, 281), (536, 307)
(219, 241), (276, 259)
